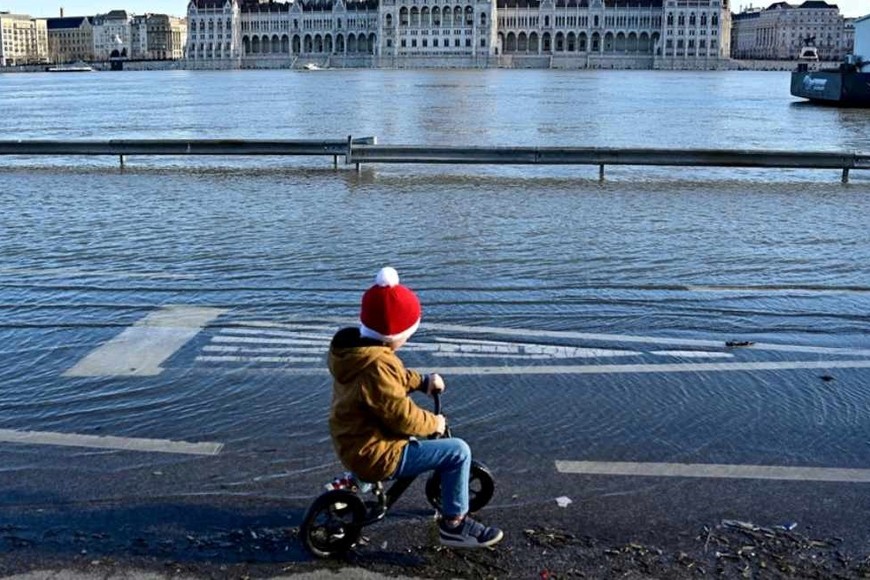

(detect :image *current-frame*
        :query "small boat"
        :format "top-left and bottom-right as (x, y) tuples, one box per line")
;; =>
(790, 58), (870, 106)
(302, 63), (323, 71)
(46, 64), (94, 73)
(790, 15), (870, 107)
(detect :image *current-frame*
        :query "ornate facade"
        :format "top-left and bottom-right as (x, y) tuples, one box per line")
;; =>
(731, 0), (853, 61)
(186, 0), (731, 67)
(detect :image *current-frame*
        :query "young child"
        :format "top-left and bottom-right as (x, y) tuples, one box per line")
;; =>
(328, 266), (504, 549)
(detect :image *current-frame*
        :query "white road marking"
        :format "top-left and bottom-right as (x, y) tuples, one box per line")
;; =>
(196, 355), (321, 364)
(219, 328), (333, 340)
(433, 352), (552, 359)
(212, 335), (326, 346)
(434, 337), (638, 359)
(227, 321), (339, 333)
(555, 460), (870, 483)
(202, 345), (324, 354)
(64, 306), (226, 377)
(427, 359), (870, 376)
(0, 428), (223, 455)
(232, 318), (870, 357)
(650, 350), (734, 359)
(423, 323), (870, 357)
(233, 359), (870, 377)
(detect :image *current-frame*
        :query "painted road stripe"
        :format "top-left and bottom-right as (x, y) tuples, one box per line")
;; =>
(435, 337), (638, 359)
(196, 355), (321, 364)
(650, 350), (734, 359)
(436, 359), (870, 375)
(555, 460), (870, 483)
(219, 328), (333, 340)
(65, 306), (226, 377)
(228, 321), (339, 333)
(423, 323), (870, 357)
(0, 429), (223, 455)
(238, 318), (870, 357)
(212, 335), (326, 346)
(236, 359), (870, 376)
(433, 352), (552, 360)
(203, 345), (324, 354)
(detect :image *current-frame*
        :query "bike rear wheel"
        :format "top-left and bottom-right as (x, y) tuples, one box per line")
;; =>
(425, 460), (495, 514)
(300, 489), (366, 558)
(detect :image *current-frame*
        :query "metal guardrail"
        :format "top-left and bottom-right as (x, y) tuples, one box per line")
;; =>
(1, 138), (867, 182)
(0, 137), (377, 168)
(346, 145), (870, 183)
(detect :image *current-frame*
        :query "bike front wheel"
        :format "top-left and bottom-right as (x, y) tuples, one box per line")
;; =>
(300, 489), (366, 558)
(425, 460), (495, 514)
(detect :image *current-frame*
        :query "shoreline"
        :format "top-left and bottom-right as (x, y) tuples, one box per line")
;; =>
(0, 57), (824, 74)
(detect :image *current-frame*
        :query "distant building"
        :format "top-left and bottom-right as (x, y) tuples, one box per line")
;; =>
(146, 14), (188, 59)
(185, 0), (732, 69)
(0, 12), (49, 66)
(92, 9), (132, 60)
(731, 1), (853, 60)
(47, 16), (96, 63)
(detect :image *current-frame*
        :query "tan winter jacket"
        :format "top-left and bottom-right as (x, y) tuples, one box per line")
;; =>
(328, 327), (439, 482)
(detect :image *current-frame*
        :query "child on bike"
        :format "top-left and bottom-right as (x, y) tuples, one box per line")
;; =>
(328, 266), (504, 549)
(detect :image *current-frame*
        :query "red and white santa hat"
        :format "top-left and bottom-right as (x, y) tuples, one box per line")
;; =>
(359, 267), (421, 343)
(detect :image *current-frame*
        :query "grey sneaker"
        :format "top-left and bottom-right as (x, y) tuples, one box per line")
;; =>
(439, 516), (504, 548)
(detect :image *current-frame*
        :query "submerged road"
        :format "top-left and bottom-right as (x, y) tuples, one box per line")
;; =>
(1, 303), (868, 576)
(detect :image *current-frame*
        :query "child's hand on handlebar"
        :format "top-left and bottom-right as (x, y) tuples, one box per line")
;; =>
(427, 373), (445, 396)
(434, 414), (447, 436)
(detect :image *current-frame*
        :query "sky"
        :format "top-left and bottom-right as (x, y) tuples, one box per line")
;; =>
(1, 0), (867, 18)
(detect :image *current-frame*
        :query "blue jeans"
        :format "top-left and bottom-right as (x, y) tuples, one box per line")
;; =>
(393, 437), (471, 518)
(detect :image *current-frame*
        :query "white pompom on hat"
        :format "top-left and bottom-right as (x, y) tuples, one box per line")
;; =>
(359, 267), (421, 343)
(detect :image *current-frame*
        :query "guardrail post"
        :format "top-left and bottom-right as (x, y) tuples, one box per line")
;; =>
(345, 135), (353, 166)
(119, 155), (125, 170)
(599, 164), (605, 182)
(842, 167), (850, 184)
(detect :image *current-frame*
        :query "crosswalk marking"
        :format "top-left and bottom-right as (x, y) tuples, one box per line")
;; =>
(65, 306), (226, 377)
(202, 345), (324, 354)
(650, 350), (734, 358)
(196, 355), (321, 364)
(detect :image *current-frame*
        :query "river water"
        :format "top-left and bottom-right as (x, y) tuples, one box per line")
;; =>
(0, 69), (868, 507)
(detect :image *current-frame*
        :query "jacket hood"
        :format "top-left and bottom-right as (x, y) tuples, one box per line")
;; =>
(328, 327), (389, 384)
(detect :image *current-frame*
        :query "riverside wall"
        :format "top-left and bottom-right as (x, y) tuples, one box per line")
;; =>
(2, 56), (834, 73)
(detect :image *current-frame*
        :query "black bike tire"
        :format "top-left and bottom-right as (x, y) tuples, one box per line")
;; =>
(300, 489), (366, 558)
(425, 460), (495, 514)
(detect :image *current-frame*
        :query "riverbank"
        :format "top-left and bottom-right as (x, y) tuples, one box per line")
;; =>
(0, 56), (829, 73)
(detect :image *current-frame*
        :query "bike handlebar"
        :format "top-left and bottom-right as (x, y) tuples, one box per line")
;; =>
(433, 391), (442, 415)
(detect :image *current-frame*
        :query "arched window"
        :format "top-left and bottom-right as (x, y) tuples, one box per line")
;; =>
(711, 13), (718, 26)
(480, 12), (486, 26)
(400, 7), (409, 26)
(701, 13), (707, 26)
(689, 13), (696, 26)
(386, 13), (392, 27)
(678, 13), (685, 26)
(667, 12), (673, 26)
